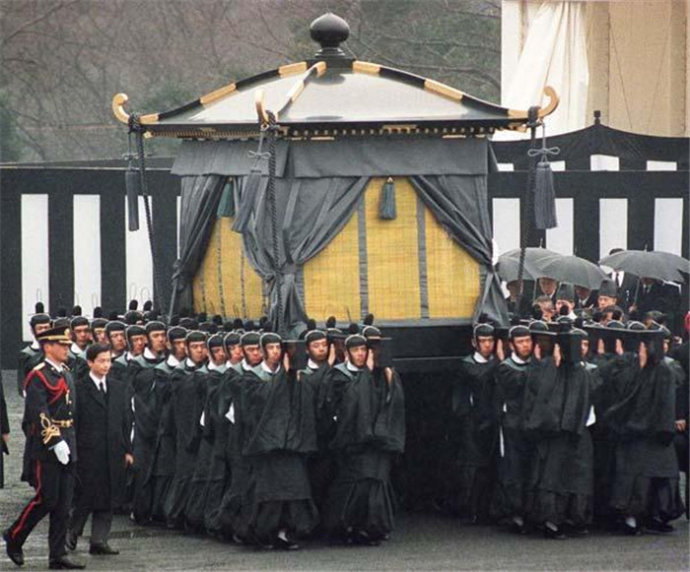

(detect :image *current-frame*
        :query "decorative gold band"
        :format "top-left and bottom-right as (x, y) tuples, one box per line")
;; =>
(39, 413), (61, 444)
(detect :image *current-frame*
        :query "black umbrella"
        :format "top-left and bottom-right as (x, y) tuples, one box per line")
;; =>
(496, 247), (561, 282)
(536, 255), (608, 290)
(599, 250), (689, 283)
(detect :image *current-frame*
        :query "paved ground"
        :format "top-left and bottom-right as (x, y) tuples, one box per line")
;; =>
(1, 371), (688, 571)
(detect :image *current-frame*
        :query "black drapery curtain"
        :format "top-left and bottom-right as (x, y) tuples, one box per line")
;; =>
(169, 136), (508, 327)
(169, 175), (226, 315)
(237, 175), (369, 334)
(410, 175), (509, 326)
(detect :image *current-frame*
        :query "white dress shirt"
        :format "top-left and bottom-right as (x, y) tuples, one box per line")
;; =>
(89, 372), (107, 393)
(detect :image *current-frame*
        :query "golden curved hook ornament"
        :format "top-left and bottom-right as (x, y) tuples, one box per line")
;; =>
(538, 86), (559, 119)
(254, 89), (270, 126)
(112, 93), (131, 124)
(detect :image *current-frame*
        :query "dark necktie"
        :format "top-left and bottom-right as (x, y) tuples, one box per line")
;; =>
(99, 381), (107, 401)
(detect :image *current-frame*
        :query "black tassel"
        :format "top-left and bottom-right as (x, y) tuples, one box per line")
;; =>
(125, 163), (140, 231)
(533, 161), (557, 230)
(379, 177), (396, 220)
(232, 170), (260, 232)
(217, 180), (235, 218)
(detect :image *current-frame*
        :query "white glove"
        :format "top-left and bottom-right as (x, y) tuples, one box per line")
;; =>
(53, 440), (70, 465)
(225, 404), (235, 424)
(199, 411), (206, 427)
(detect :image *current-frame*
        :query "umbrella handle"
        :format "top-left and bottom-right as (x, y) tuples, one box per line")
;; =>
(633, 277), (641, 308)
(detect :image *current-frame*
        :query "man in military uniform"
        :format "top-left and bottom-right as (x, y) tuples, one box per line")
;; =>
(3, 326), (85, 569)
(17, 303), (52, 396)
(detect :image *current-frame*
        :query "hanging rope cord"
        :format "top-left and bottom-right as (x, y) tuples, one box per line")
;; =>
(264, 111), (284, 335)
(249, 112), (283, 333)
(516, 108), (561, 300)
(128, 115), (164, 313)
(516, 106), (542, 299)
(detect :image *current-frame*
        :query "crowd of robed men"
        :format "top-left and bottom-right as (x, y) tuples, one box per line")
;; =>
(444, 271), (688, 539)
(1, 274), (688, 568)
(3, 302), (405, 569)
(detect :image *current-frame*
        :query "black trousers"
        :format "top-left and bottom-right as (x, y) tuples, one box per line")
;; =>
(70, 505), (113, 546)
(7, 459), (75, 560)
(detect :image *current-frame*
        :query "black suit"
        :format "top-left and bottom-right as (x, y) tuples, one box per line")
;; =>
(575, 290), (598, 311)
(636, 281), (671, 315)
(610, 272), (638, 309)
(6, 360), (77, 561)
(70, 374), (131, 546)
(506, 295), (533, 318)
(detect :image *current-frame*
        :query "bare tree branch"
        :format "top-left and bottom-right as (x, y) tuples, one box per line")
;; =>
(1, 0), (80, 47)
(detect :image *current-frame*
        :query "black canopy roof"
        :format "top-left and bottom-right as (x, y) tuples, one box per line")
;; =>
(113, 13), (557, 140)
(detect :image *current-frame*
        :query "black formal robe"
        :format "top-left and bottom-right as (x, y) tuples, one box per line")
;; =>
(521, 358), (600, 527)
(235, 363), (319, 545)
(301, 362), (333, 514)
(202, 363), (240, 534)
(450, 354), (499, 520)
(667, 344), (689, 478)
(493, 356), (532, 520)
(1, 372), (9, 488)
(148, 357), (179, 523)
(127, 352), (165, 522)
(323, 364), (405, 543)
(17, 344), (42, 396)
(185, 363), (221, 532)
(604, 356), (684, 521)
(216, 363), (249, 539)
(108, 353), (129, 384)
(163, 360), (207, 528)
(67, 346), (89, 383)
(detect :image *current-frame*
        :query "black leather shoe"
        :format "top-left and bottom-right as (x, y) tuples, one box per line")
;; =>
(89, 543), (119, 555)
(646, 519), (674, 534)
(543, 525), (566, 540)
(3, 530), (24, 567)
(65, 529), (78, 551)
(509, 519), (527, 535)
(48, 555), (86, 569)
(622, 521), (640, 536)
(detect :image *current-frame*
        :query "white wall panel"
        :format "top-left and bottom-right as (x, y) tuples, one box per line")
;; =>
(654, 198), (683, 255)
(546, 198), (573, 255)
(492, 198), (521, 255)
(21, 195), (49, 341)
(599, 198), (628, 259)
(125, 197), (153, 304)
(73, 195), (101, 316)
